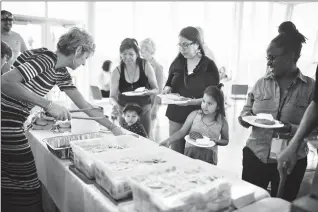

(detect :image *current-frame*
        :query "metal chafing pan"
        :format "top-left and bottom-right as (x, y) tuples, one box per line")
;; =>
(43, 132), (105, 160)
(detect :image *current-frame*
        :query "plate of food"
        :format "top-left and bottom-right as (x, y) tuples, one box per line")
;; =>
(185, 132), (216, 148)
(157, 93), (192, 105)
(122, 87), (148, 96)
(242, 113), (284, 129)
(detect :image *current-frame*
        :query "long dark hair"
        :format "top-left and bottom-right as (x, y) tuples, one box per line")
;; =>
(175, 26), (205, 61)
(203, 84), (225, 121)
(272, 21), (307, 62)
(119, 38), (144, 73)
(169, 26), (206, 89)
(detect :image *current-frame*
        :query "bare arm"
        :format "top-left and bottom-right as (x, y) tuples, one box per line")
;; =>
(288, 101), (318, 149)
(216, 117), (229, 146)
(144, 61), (159, 95)
(155, 64), (164, 92)
(1, 69), (50, 108)
(166, 111), (197, 145)
(19, 34), (28, 53)
(109, 67), (121, 107)
(65, 88), (123, 134)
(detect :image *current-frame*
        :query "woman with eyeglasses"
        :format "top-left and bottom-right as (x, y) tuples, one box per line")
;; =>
(1, 27), (124, 212)
(162, 26), (220, 154)
(109, 38), (159, 136)
(238, 21), (315, 201)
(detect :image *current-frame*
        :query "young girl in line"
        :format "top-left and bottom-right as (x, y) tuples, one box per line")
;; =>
(159, 84), (229, 165)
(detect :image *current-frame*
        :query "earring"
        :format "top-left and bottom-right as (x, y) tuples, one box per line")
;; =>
(196, 49), (202, 57)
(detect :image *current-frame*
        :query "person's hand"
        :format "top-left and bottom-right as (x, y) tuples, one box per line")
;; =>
(151, 109), (157, 120)
(277, 141), (298, 176)
(159, 139), (171, 147)
(154, 96), (162, 105)
(111, 104), (122, 117)
(111, 126), (125, 136)
(274, 122), (292, 134)
(46, 103), (71, 121)
(140, 89), (153, 96)
(238, 116), (251, 128)
(162, 86), (172, 94)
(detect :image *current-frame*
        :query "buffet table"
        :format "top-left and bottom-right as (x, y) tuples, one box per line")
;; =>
(28, 129), (286, 212)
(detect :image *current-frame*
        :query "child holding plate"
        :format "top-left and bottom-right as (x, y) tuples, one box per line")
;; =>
(159, 85), (229, 165)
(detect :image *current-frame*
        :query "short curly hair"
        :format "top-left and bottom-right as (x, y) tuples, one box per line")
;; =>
(57, 27), (96, 56)
(140, 38), (156, 55)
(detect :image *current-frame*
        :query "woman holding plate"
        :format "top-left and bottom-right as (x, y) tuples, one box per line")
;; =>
(162, 26), (219, 154)
(109, 38), (159, 135)
(238, 21), (315, 201)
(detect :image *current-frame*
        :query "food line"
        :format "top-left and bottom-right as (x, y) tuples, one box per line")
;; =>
(27, 126), (286, 212)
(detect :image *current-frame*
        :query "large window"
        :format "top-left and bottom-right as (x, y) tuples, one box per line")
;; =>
(134, 2), (174, 75)
(94, 2), (134, 65)
(47, 2), (86, 21)
(237, 2), (287, 85)
(292, 2), (318, 76)
(12, 24), (43, 50)
(1, 1), (45, 17)
(205, 2), (235, 72)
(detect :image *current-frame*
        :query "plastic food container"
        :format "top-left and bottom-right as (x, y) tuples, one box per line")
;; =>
(44, 132), (105, 159)
(71, 134), (158, 180)
(93, 147), (186, 200)
(71, 112), (100, 134)
(129, 167), (232, 212)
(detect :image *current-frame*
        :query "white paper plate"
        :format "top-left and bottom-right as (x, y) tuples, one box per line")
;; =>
(158, 94), (191, 105)
(306, 136), (318, 149)
(161, 99), (190, 105)
(242, 116), (284, 129)
(122, 91), (147, 96)
(185, 135), (216, 148)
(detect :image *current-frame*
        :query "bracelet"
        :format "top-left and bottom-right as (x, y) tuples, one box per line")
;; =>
(44, 101), (53, 112)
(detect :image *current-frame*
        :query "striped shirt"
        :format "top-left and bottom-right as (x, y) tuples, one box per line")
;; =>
(2, 48), (76, 113)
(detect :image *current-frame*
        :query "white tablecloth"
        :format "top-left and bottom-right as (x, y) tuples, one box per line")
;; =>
(233, 198), (291, 212)
(28, 130), (276, 212)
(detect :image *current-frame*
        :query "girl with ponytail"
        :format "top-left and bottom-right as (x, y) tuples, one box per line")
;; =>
(160, 84), (229, 165)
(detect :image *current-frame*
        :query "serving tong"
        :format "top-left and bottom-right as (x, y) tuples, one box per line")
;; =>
(70, 107), (106, 120)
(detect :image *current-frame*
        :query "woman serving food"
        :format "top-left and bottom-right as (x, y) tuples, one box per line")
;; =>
(1, 27), (123, 211)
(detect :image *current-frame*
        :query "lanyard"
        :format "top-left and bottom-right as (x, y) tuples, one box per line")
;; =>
(276, 81), (296, 121)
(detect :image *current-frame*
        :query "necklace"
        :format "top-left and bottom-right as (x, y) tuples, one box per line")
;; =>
(125, 67), (137, 89)
(201, 113), (216, 127)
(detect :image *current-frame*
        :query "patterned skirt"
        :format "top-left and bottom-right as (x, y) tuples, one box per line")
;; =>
(1, 103), (43, 211)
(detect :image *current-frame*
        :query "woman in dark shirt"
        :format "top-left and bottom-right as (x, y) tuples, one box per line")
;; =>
(163, 26), (220, 154)
(110, 38), (159, 135)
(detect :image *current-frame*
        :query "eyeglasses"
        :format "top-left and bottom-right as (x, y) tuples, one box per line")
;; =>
(177, 42), (194, 49)
(1, 18), (14, 22)
(266, 55), (276, 62)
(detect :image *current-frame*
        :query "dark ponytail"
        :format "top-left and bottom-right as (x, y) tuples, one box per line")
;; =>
(217, 83), (224, 90)
(273, 21), (307, 62)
